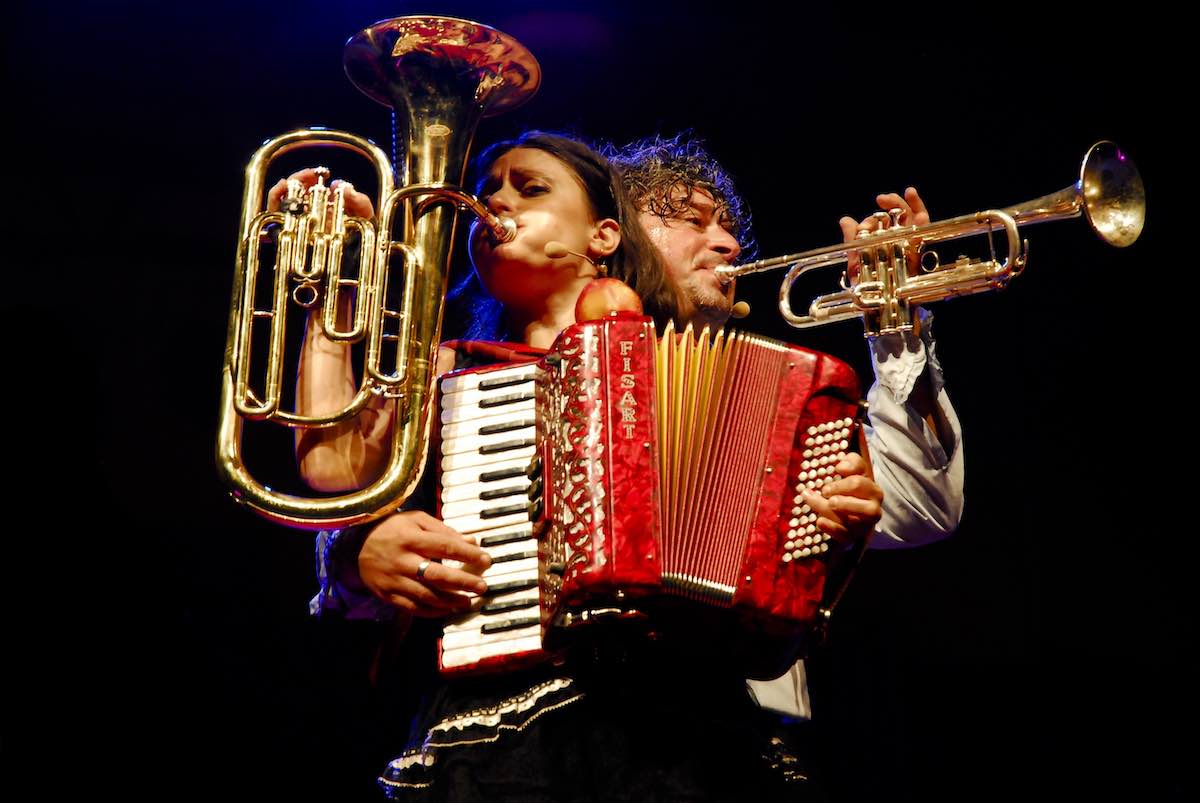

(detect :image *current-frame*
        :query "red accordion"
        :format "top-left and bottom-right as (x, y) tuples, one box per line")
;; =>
(435, 315), (861, 679)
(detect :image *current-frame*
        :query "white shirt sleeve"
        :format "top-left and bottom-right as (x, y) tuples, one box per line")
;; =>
(747, 661), (813, 720)
(864, 310), (964, 548)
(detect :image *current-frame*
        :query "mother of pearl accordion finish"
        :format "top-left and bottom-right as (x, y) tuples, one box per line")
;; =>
(435, 314), (861, 679)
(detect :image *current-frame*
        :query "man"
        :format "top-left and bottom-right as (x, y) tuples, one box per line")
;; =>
(302, 133), (963, 798)
(607, 132), (962, 555)
(314, 133), (962, 646)
(606, 133), (964, 786)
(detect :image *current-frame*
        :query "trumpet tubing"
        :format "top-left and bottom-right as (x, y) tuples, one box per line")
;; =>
(718, 142), (1145, 336)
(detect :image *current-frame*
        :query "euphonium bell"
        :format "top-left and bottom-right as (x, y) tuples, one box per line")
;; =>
(217, 17), (540, 529)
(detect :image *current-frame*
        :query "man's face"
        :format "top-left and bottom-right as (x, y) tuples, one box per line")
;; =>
(637, 187), (741, 329)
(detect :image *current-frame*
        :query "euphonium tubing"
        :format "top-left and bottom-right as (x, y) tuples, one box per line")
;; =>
(217, 17), (539, 529)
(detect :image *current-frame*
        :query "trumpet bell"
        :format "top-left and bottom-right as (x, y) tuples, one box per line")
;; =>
(1007, 140), (1145, 248)
(1080, 141), (1145, 248)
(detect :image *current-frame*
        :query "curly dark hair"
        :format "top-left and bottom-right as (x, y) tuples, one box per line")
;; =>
(602, 131), (757, 260)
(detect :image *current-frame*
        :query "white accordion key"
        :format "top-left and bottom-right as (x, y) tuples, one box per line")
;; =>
(440, 454), (535, 495)
(439, 363), (538, 395)
(441, 407), (537, 450)
(440, 471), (532, 505)
(441, 443), (536, 473)
(440, 366), (538, 424)
(442, 587), (540, 635)
(477, 522), (537, 548)
(441, 428), (537, 458)
(441, 480), (533, 520)
(440, 632), (544, 669)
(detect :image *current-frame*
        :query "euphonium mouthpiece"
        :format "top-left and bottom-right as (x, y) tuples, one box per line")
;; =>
(489, 215), (517, 243)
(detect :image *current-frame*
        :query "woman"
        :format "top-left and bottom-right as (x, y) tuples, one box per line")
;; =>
(291, 133), (803, 801)
(288, 132), (677, 494)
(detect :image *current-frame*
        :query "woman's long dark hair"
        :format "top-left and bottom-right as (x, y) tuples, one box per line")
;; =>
(446, 131), (681, 342)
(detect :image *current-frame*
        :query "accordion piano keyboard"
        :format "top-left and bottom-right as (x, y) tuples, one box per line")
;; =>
(437, 363), (545, 672)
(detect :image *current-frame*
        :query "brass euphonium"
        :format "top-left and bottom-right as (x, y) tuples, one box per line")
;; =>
(217, 17), (540, 528)
(718, 141), (1146, 336)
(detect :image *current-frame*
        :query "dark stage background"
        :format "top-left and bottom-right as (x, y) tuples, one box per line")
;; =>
(8, 2), (1187, 800)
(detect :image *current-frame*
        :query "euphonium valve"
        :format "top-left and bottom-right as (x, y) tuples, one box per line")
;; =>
(716, 141), (1145, 336)
(217, 17), (540, 529)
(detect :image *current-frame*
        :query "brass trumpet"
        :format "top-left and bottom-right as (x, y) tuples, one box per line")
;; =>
(216, 17), (539, 529)
(716, 141), (1145, 336)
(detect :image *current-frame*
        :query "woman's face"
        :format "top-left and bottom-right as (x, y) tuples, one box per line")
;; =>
(469, 147), (612, 309)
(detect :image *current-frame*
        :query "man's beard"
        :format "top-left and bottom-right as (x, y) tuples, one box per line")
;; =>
(682, 277), (733, 329)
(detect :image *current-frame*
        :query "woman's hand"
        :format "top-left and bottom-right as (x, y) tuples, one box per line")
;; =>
(267, 167), (375, 218)
(358, 511), (493, 617)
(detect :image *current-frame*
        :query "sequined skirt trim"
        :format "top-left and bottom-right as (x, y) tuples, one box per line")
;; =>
(379, 677), (582, 792)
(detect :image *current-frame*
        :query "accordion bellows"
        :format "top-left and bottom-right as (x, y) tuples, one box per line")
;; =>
(436, 315), (861, 678)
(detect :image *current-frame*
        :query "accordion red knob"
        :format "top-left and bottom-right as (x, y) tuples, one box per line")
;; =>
(574, 277), (643, 322)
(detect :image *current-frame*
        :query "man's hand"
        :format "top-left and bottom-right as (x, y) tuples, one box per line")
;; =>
(800, 453), (882, 545)
(839, 187), (930, 281)
(358, 511), (492, 617)
(267, 167), (375, 218)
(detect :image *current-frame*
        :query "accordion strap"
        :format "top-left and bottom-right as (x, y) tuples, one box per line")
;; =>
(442, 339), (547, 367)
